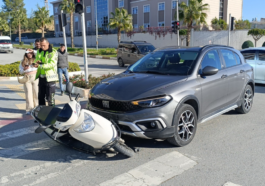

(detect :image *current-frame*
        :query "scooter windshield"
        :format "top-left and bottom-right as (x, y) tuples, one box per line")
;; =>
(57, 104), (73, 122)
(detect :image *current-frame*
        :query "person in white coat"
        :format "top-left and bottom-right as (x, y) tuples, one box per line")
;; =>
(19, 49), (39, 114)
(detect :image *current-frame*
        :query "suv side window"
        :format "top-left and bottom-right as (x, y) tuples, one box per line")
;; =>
(201, 50), (222, 70)
(234, 52), (242, 64)
(258, 50), (265, 61)
(221, 50), (238, 68)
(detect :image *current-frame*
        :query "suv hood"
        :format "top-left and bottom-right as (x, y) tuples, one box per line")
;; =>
(91, 73), (187, 101)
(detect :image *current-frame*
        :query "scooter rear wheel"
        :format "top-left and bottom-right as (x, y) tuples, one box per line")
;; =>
(113, 142), (135, 158)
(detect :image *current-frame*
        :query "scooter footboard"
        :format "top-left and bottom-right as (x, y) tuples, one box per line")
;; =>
(32, 106), (62, 126)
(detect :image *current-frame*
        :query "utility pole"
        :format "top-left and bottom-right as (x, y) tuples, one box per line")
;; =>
(61, 10), (67, 52)
(176, 0), (179, 46)
(81, 10), (89, 83)
(228, 14), (231, 46)
(95, 0), (98, 51)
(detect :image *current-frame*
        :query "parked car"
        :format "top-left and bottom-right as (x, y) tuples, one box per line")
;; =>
(15, 36), (28, 42)
(88, 45), (254, 147)
(241, 47), (265, 84)
(0, 36), (13, 53)
(117, 41), (155, 67)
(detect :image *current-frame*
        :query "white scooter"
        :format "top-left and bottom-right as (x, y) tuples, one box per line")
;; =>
(31, 82), (135, 157)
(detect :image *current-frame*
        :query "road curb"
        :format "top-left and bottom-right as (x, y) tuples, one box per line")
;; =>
(13, 47), (117, 60)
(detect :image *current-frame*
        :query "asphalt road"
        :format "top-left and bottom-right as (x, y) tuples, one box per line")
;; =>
(1, 49), (265, 186)
(0, 49), (125, 77)
(0, 84), (265, 186)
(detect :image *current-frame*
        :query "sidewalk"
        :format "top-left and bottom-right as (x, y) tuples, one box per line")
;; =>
(0, 80), (88, 125)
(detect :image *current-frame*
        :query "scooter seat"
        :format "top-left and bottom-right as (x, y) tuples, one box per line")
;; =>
(35, 106), (62, 126)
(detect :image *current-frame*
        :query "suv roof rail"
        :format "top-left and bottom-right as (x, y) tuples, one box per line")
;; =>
(120, 41), (133, 44)
(133, 41), (147, 43)
(201, 44), (233, 50)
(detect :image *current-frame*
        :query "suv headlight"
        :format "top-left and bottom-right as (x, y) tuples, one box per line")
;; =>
(74, 113), (95, 133)
(131, 96), (172, 108)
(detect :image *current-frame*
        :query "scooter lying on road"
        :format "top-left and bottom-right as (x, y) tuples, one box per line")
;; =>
(31, 82), (135, 157)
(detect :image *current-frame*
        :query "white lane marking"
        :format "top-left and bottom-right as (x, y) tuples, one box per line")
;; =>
(0, 138), (58, 161)
(223, 182), (242, 186)
(99, 151), (197, 186)
(0, 126), (36, 142)
(0, 154), (93, 185)
(23, 157), (95, 186)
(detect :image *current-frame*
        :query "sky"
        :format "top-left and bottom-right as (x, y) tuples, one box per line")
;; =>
(0, 0), (264, 21)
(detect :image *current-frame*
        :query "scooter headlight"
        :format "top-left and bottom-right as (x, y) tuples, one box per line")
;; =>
(74, 113), (95, 133)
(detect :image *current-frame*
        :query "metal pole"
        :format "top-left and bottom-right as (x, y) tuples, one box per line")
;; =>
(228, 14), (231, 46)
(61, 10), (67, 52)
(81, 12), (89, 84)
(176, 0), (179, 46)
(95, 0), (98, 51)
(191, 28), (194, 46)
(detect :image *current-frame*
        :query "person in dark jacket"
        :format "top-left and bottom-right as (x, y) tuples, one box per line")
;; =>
(57, 44), (69, 96)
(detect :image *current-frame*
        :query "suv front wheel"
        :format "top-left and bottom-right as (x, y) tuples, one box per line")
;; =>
(167, 104), (197, 147)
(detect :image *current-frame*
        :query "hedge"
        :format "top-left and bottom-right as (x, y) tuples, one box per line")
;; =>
(242, 40), (254, 49)
(0, 62), (80, 77)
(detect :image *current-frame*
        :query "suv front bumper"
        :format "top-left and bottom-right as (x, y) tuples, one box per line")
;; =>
(87, 99), (178, 139)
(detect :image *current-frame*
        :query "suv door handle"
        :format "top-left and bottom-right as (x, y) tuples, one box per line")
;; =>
(221, 75), (227, 79)
(240, 70), (245, 73)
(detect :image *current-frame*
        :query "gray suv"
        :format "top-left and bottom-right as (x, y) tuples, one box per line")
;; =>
(117, 41), (155, 67)
(88, 45), (254, 147)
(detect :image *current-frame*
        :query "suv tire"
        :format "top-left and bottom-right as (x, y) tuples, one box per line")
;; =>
(118, 58), (124, 67)
(167, 104), (197, 147)
(236, 84), (253, 114)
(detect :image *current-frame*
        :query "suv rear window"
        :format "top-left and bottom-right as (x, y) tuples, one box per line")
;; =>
(0, 40), (11, 44)
(241, 50), (256, 60)
(221, 50), (238, 68)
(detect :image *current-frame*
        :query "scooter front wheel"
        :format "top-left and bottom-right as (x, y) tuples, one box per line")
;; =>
(113, 142), (135, 158)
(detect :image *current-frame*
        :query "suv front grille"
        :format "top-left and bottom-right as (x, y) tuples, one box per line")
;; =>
(89, 97), (141, 112)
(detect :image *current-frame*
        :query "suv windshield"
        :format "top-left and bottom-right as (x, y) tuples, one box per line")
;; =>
(137, 45), (155, 55)
(129, 50), (199, 75)
(0, 40), (11, 44)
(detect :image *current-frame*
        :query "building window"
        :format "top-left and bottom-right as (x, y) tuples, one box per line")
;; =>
(219, 0), (224, 20)
(75, 16), (78, 22)
(118, 0), (124, 8)
(158, 3), (165, 11)
(55, 19), (59, 32)
(55, 7), (58, 13)
(134, 24), (138, 29)
(95, 0), (108, 30)
(158, 22), (165, 27)
(87, 20), (91, 27)
(86, 6), (91, 13)
(172, 1), (177, 9)
(144, 23), (149, 28)
(132, 7), (138, 14)
(144, 5), (150, 13)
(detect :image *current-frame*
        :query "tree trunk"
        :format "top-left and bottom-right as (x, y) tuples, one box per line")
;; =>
(117, 28), (121, 43)
(70, 12), (74, 48)
(186, 29), (191, 46)
(19, 21), (21, 43)
(255, 40), (257, 47)
(42, 23), (45, 38)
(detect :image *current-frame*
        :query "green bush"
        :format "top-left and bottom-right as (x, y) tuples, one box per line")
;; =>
(30, 42), (33, 46)
(19, 42), (24, 46)
(63, 73), (115, 89)
(68, 62), (81, 72)
(0, 61), (80, 76)
(242, 40), (254, 49)
(0, 61), (20, 76)
(50, 44), (54, 48)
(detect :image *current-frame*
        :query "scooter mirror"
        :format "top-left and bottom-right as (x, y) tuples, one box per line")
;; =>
(66, 82), (73, 94)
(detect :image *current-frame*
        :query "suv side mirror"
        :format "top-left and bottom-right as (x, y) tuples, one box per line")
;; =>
(201, 66), (218, 76)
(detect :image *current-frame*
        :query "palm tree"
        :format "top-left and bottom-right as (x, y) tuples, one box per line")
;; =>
(178, 0), (209, 46)
(0, 17), (9, 36)
(12, 9), (28, 43)
(109, 8), (133, 43)
(34, 6), (52, 38)
(60, 0), (75, 48)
